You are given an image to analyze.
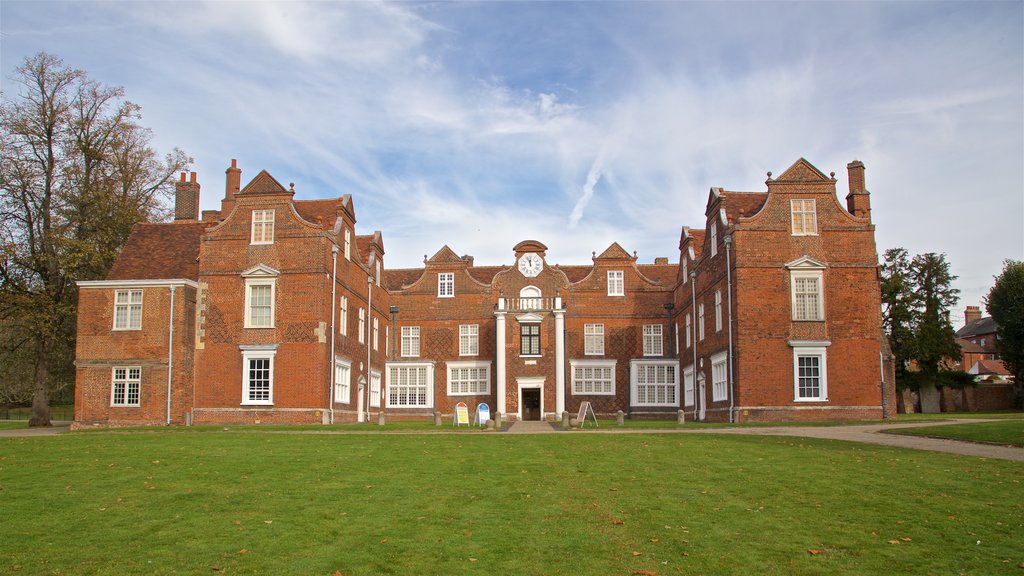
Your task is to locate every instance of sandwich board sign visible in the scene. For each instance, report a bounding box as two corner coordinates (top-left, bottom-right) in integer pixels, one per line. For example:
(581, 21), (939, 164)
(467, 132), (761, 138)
(576, 401), (598, 428)
(454, 402), (470, 427)
(474, 403), (490, 426)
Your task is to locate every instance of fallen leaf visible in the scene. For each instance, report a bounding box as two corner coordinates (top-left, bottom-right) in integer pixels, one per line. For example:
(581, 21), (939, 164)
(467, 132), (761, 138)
(468, 558), (477, 563)
(264, 520), (272, 524)
(380, 538), (388, 544)
(238, 549), (249, 555)
(888, 540), (900, 545)
(334, 571), (343, 576)
(808, 549), (821, 555)
(632, 551), (642, 556)
(633, 571), (657, 576)
(463, 530), (472, 537)
(900, 537), (912, 542)
(948, 515), (957, 520)
(650, 538), (660, 543)
(151, 460), (159, 465)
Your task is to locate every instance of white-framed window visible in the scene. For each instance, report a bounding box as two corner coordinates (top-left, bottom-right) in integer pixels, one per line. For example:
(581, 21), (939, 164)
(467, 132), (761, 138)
(519, 285), (542, 310)
(674, 322), (680, 356)
(113, 289), (143, 330)
(387, 363), (433, 408)
(792, 271), (824, 321)
(685, 314), (692, 348)
(607, 270), (624, 296)
(241, 347), (276, 405)
(373, 317), (379, 351)
(682, 258), (688, 283)
(334, 358), (351, 404)
(584, 323), (604, 356)
(370, 371), (381, 408)
(791, 199), (818, 236)
(710, 222), (718, 257)
(683, 365), (694, 407)
(643, 324), (663, 356)
(715, 290), (723, 332)
(459, 324), (479, 356)
(698, 304), (705, 341)
(340, 296), (348, 335)
(447, 361), (490, 395)
(438, 272), (454, 298)
(792, 345), (828, 401)
(344, 228), (351, 260)
(111, 366), (141, 407)
(358, 308), (366, 344)
(711, 351), (728, 402)
(251, 209), (275, 244)
(245, 280), (275, 328)
(630, 360), (679, 407)
(401, 326), (420, 357)
(571, 359), (616, 395)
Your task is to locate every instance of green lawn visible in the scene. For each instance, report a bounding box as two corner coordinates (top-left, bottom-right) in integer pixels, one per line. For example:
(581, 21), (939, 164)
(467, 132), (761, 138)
(1, 430), (1021, 576)
(0, 421), (29, 430)
(887, 420), (1024, 447)
(896, 411), (1024, 421)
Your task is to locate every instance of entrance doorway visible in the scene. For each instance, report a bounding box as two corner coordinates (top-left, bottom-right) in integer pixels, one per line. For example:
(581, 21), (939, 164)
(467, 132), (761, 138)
(521, 388), (541, 421)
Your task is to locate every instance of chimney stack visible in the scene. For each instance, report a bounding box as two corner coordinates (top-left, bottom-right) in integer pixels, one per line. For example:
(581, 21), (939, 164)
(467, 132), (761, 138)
(845, 160), (871, 221)
(174, 171), (200, 221)
(964, 305), (982, 326)
(221, 159), (241, 216)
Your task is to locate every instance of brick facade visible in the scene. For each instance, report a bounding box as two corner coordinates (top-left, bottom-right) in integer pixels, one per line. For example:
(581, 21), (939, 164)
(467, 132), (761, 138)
(74, 157), (894, 427)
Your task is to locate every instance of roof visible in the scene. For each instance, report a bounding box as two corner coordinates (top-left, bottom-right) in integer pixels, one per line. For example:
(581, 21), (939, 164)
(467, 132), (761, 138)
(956, 316), (999, 338)
(294, 198), (341, 229)
(383, 268), (424, 291)
(719, 191), (768, 223)
(107, 222), (207, 281)
(637, 263), (677, 285)
(557, 265), (591, 283)
(969, 358), (1011, 376)
(467, 266), (506, 284)
(957, 338), (987, 354)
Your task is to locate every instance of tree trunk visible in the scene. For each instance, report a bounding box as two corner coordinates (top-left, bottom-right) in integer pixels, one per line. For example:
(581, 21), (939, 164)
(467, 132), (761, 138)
(28, 336), (52, 427)
(918, 381), (941, 414)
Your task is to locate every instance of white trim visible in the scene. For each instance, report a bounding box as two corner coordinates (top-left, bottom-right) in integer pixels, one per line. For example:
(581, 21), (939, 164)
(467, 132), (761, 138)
(459, 324), (479, 356)
(112, 289), (144, 331)
(386, 362), (434, 408)
(570, 359), (616, 396)
(683, 365), (694, 407)
(607, 270), (624, 296)
(446, 360), (491, 396)
(629, 359), (680, 407)
(792, 345), (828, 402)
(790, 269), (824, 321)
(241, 348), (277, 406)
(711, 351), (728, 402)
(710, 222), (718, 257)
(584, 323), (604, 356)
(516, 377), (545, 420)
(437, 272), (455, 298)
(78, 279), (199, 289)
(250, 209), (275, 244)
(642, 324), (663, 356)
(244, 277), (276, 329)
(401, 325), (420, 357)
(790, 198), (818, 236)
(334, 357), (352, 404)
(110, 366), (141, 407)
(714, 290), (722, 332)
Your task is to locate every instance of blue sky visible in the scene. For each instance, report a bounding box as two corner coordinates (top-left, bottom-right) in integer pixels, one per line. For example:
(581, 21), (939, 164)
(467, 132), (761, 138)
(2, 1), (1021, 326)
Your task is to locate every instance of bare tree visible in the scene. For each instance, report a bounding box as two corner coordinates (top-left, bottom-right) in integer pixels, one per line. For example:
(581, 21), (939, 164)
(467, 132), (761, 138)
(0, 52), (189, 425)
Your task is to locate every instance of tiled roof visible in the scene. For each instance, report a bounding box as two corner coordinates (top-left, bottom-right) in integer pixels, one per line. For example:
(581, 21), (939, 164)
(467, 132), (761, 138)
(970, 358), (1011, 376)
(957, 338), (986, 354)
(467, 266), (506, 284)
(685, 229), (706, 260)
(637, 263), (677, 285)
(956, 317), (998, 338)
(383, 268), (425, 290)
(107, 222), (207, 281)
(557, 265), (592, 283)
(294, 198), (341, 229)
(720, 191), (768, 222)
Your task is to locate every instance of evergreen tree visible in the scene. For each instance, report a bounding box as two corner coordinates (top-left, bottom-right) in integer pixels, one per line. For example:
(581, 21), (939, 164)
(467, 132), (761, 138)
(985, 259), (1024, 407)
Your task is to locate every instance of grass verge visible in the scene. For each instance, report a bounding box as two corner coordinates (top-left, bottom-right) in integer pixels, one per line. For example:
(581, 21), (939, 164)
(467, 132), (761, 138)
(886, 419), (1024, 447)
(2, 430), (1022, 575)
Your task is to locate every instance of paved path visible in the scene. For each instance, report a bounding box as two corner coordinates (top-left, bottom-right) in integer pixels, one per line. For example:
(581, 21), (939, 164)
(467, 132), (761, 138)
(0, 421), (71, 437)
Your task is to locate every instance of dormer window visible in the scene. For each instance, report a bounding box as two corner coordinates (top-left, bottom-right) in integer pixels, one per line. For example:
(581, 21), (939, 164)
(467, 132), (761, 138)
(251, 209), (275, 244)
(791, 199), (817, 236)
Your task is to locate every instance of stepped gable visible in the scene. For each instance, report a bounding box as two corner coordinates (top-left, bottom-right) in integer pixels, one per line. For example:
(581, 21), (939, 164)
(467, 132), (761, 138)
(238, 169), (292, 195)
(107, 222), (207, 281)
(774, 157), (831, 182)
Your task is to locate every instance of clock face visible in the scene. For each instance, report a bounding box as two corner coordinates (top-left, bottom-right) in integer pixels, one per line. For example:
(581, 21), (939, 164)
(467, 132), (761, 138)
(518, 253), (543, 277)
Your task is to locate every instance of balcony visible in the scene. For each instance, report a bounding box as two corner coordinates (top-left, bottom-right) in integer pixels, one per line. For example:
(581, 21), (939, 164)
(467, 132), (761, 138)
(498, 297), (564, 312)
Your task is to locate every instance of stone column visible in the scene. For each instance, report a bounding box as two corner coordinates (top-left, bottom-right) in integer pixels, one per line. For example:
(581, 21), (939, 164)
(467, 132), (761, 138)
(554, 303), (565, 416)
(495, 302), (507, 415)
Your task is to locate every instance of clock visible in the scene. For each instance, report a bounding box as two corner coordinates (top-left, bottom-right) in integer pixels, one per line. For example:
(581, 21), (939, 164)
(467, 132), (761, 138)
(518, 253), (543, 277)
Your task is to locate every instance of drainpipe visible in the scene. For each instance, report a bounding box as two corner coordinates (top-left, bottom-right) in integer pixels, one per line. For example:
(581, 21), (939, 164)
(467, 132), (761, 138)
(166, 285), (176, 425)
(366, 256), (374, 422)
(724, 235), (735, 423)
(329, 245), (339, 424)
(880, 351), (889, 420)
(689, 270), (698, 421)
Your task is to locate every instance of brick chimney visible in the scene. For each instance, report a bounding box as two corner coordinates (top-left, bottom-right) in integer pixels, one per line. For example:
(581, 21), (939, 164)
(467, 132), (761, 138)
(174, 171), (200, 221)
(845, 160), (871, 221)
(964, 305), (982, 326)
(654, 257), (669, 265)
(221, 159), (241, 216)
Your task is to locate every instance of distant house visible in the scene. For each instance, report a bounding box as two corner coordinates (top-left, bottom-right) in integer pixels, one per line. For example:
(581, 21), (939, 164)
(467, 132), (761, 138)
(935, 306), (1016, 411)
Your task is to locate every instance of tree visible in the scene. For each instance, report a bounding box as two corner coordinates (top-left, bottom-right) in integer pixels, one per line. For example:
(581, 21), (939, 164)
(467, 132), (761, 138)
(880, 250), (960, 413)
(986, 259), (1024, 407)
(0, 52), (189, 426)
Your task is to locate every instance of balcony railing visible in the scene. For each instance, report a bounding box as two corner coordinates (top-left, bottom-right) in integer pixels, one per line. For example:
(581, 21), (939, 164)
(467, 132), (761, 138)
(498, 297), (563, 312)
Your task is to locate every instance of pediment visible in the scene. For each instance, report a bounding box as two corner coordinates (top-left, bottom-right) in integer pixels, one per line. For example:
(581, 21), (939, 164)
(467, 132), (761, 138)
(595, 242), (633, 260)
(239, 170), (290, 195)
(785, 256), (827, 270)
(427, 245), (464, 265)
(776, 158), (830, 183)
(516, 312), (545, 323)
(241, 264), (281, 277)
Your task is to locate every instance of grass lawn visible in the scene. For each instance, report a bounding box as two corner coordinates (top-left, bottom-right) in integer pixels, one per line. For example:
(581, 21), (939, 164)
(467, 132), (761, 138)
(887, 420), (1024, 447)
(896, 411), (1024, 422)
(1, 430), (1021, 576)
(0, 421), (29, 430)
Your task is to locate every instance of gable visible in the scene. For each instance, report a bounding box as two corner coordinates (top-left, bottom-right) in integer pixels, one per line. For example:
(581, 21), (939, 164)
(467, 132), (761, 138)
(239, 170), (291, 196)
(595, 242), (633, 261)
(427, 245), (464, 265)
(785, 255), (827, 270)
(775, 158), (830, 182)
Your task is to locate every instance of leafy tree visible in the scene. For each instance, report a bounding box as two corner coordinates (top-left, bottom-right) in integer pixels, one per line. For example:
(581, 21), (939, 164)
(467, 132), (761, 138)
(0, 52), (189, 425)
(880, 250), (961, 412)
(985, 259), (1024, 407)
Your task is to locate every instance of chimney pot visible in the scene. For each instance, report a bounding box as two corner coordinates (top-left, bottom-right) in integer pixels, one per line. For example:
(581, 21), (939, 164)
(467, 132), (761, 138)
(180, 172), (186, 182)
(190, 171), (197, 183)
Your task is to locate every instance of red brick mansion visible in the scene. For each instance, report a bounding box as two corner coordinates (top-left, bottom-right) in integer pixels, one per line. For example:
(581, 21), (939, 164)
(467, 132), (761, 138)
(74, 157), (896, 427)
